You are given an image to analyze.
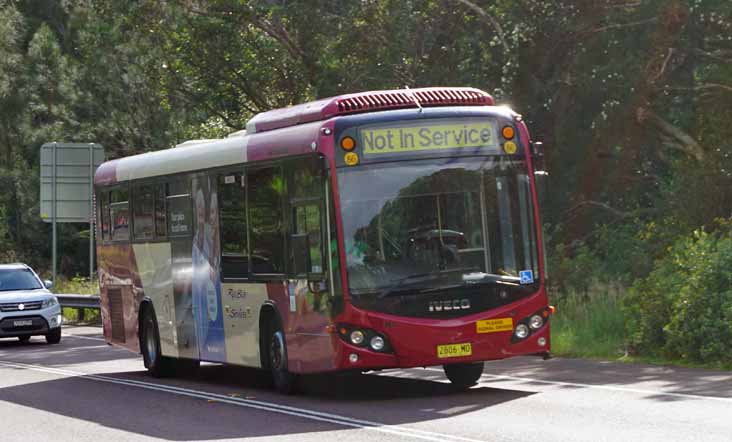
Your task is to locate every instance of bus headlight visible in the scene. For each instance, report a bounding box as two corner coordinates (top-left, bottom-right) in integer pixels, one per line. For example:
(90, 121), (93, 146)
(514, 324), (530, 340)
(370, 336), (385, 351)
(529, 315), (544, 330)
(350, 330), (365, 345)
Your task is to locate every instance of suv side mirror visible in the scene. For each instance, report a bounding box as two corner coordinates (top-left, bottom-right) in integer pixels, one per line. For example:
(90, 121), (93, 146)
(44, 280), (53, 290)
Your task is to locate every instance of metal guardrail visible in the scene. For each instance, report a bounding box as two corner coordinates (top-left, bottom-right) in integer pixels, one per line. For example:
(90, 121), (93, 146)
(57, 294), (100, 321)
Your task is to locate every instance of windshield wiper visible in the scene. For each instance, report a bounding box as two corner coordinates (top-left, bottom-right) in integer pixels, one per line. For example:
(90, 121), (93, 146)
(461, 272), (522, 286)
(377, 267), (477, 298)
(377, 273), (439, 298)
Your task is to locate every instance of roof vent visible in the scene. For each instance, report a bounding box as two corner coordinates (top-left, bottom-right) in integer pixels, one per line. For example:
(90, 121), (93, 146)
(247, 87), (493, 134)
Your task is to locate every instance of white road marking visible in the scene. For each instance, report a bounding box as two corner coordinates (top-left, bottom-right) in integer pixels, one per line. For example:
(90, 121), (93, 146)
(419, 367), (732, 404)
(62, 333), (106, 342)
(0, 360), (492, 442)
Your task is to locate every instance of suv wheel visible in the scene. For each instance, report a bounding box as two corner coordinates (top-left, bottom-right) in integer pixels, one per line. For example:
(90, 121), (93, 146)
(45, 328), (62, 344)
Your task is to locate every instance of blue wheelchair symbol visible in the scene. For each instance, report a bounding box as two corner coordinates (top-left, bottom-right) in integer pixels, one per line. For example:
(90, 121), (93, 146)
(519, 270), (534, 285)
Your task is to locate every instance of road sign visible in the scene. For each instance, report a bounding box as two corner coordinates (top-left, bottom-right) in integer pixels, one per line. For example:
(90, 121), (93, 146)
(40, 143), (105, 223)
(39, 142), (105, 285)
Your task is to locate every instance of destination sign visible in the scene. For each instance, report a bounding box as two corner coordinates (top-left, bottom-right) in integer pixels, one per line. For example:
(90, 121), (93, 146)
(361, 120), (498, 155)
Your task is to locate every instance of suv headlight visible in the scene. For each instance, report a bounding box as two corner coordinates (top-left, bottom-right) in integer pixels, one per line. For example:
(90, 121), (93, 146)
(42, 297), (59, 308)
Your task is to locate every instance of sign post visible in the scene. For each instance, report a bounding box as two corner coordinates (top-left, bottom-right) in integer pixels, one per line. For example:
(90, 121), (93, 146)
(40, 143), (105, 284)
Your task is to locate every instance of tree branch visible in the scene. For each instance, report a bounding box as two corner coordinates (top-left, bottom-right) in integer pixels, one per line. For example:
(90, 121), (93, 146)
(650, 48), (674, 83)
(637, 107), (704, 161)
(453, 0), (510, 54)
(694, 48), (732, 63)
(586, 17), (658, 34)
(565, 201), (658, 223)
(666, 83), (732, 95)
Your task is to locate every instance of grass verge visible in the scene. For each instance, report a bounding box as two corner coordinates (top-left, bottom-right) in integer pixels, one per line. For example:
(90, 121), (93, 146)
(549, 285), (732, 370)
(550, 286), (627, 359)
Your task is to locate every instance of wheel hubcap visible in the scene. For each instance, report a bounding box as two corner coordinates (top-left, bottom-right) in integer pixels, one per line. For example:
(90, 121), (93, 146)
(270, 331), (286, 371)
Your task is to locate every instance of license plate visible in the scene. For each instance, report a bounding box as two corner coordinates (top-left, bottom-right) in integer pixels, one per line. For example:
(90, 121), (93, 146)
(437, 343), (472, 359)
(476, 317), (513, 333)
(13, 320), (33, 327)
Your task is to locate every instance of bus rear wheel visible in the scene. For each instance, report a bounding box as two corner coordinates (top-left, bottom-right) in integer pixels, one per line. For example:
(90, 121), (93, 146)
(141, 306), (175, 378)
(267, 319), (297, 394)
(443, 362), (484, 389)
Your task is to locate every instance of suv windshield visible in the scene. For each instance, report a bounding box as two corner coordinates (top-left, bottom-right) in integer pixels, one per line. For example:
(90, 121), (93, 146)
(338, 156), (538, 294)
(0, 269), (43, 291)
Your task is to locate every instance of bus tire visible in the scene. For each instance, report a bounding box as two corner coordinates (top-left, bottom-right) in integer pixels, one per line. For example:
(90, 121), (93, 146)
(443, 362), (484, 389)
(266, 318), (297, 395)
(140, 305), (175, 378)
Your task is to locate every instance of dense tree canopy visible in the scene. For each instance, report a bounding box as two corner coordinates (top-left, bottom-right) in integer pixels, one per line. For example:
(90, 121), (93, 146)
(0, 0), (730, 289)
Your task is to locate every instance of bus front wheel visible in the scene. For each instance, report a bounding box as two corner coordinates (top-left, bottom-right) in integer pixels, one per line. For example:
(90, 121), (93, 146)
(141, 306), (175, 378)
(267, 319), (297, 394)
(443, 362), (484, 389)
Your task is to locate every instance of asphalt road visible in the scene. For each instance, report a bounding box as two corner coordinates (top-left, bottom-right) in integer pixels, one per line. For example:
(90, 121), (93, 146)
(1, 327), (731, 442)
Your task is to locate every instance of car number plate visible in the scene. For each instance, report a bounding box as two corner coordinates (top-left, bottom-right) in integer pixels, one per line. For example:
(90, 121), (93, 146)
(437, 343), (472, 359)
(13, 320), (33, 327)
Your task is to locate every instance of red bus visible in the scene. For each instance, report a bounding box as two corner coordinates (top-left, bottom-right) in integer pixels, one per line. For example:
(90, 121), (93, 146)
(94, 87), (551, 393)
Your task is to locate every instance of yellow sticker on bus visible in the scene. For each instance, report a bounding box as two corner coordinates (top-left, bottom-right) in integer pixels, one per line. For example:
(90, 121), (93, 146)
(361, 121), (497, 155)
(476, 317), (513, 333)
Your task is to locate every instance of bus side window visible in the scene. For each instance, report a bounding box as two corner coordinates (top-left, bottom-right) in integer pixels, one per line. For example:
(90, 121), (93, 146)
(133, 184), (155, 241)
(166, 181), (192, 237)
(99, 191), (111, 241)
(219, 173), (249, 279)
(155, 184), (167, 239)
(290, 156), (325, 276)
(248, 167), (285, 274)
(110, 187), (129, 242)
(293, 204), (323, 275)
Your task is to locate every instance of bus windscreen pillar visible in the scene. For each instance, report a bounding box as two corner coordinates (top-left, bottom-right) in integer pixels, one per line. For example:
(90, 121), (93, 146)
(40, 143), (105, 285)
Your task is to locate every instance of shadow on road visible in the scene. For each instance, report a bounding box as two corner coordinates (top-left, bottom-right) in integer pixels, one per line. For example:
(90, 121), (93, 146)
(0, 362), (533, 440)
(0, 331), (136, 366)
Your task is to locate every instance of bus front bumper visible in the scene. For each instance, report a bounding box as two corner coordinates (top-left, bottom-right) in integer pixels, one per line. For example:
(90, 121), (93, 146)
(334, 301), (551, 370)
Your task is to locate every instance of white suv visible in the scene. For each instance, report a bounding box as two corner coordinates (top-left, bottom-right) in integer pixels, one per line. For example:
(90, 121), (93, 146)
(0, 264), (62, 344)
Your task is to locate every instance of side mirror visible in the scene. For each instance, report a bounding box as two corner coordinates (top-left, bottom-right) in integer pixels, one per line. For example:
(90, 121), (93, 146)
(291, 233), (311, 276)
(531, 141), (546, 171)
(531, 141), (548, 207)
(44, 280), (53, 290)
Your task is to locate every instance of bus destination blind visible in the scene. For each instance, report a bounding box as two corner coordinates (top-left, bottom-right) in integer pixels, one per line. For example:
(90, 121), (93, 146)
(360, 120), (499, 156)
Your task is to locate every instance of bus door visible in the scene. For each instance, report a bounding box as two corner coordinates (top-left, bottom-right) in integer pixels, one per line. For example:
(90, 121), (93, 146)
(285, 156), (334, 372)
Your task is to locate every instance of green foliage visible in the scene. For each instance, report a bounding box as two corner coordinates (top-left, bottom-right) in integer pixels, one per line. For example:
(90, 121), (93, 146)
(62, 307), (100, 323)
(0, 0), (730, 369)
(624, 228), (732, 364)
(551, 285), (626, 358)
(53, 275), (99, 295)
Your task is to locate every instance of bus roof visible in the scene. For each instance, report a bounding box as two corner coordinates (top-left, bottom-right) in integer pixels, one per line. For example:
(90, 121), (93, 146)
(94, 87), (495, 186)
(246, 87), (493, 134)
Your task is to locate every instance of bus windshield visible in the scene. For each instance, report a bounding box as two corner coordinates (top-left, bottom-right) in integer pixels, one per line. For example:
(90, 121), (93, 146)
(338, 156), (539, 294)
